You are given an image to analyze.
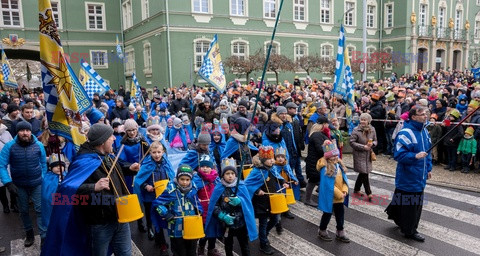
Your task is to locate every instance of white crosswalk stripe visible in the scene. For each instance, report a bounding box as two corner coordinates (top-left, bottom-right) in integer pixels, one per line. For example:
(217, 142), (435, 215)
(270, 228), (335, 256)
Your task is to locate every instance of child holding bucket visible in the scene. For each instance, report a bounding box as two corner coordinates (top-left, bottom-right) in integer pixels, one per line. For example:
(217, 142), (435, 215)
(244, 145), (288, 255)
(316, 140), (350, 243)
(193, 154), (221, 256)
(133, 141), (174, 255)
(205, 158), (258, 256)
(152, 164), (203, 256)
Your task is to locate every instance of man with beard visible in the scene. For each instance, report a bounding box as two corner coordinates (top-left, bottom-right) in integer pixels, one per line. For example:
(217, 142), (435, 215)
(0, 121), (47, 247)
(229, 100), (249, 124)
(169, 91), (190, 116)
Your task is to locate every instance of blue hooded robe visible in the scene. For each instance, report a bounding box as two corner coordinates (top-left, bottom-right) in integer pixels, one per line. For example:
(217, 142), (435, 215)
(179, 149), (217, 171)
(221, 136), (258, 160)
(272, 164), (300, 200)
(167, 127), (188, 150)
(244, 167), (284, 198)
(133, 155), (175, 204)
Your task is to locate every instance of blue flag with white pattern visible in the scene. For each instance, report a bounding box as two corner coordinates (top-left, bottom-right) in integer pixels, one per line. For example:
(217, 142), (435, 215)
(130, 73), (143, 107)
(78, 59), (110, 99)
(198, 34), (226, 92)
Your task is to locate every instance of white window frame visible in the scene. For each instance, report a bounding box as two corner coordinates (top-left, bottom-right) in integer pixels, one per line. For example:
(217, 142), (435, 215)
(50, 0), (62, 29)
(367, 46), (376, 61)
(90, 50), (108, 69)
(383, 47), (393, 69)
(264, 0), (276, 19)
(384, 3), (393, 28)
(85, 2), (106, 31)
(419, 3), (428, 36)
(438, 6), (446, 38)
(122, 0), (132, 29)
(125, 47), (135, 74)
(293, 0), (307, 22)
(320, 43), (333, 60)
(455, 9), (463, 38)
(231, 40), (249, 60)
(230, 0), (246, 16)
(347, 45), (356, 61)
(264, 40), (280, 55)
(194, 39), (211, 71)
(143, 42), (152, 73)
(0, 0), (23, 28)
(294, 42), (308, 61)
(475, 13), (480, 38)
(141, 0), (149, 20)
(344, 1), (355, 26)
(192, 0), (211, 14)
(320, 0), (332, 24)
(366, 4), (375, 28)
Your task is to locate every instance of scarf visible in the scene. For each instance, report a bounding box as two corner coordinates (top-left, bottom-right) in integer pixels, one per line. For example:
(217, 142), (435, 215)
(221, 177), (237, 188)
(175, 180), (193, 194)
(198, 169), (218, 183)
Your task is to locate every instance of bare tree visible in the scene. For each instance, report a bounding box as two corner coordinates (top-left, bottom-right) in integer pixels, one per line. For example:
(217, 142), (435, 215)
(224, 50), (263, 81)
(469, 48), (480, 68)
(295, 54), (322, 75)
(318, 57), (336, 75)
(266, 54), (295, 85)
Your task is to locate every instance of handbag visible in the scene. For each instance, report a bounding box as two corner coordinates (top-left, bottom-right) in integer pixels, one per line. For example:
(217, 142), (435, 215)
(370, 151), (377, 161)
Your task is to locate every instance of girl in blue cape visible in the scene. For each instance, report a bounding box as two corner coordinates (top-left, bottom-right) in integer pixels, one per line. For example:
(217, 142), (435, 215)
(221, 117), (258, 165)
(41, 154), (67, 231)
(205, 158), (257, 256)
(243, 146), (288, 255)
(164, 116), (174, 142)
(145, 123), (169, 150)
(210, 129), (226, 169)
(133, 142), (174, 255)
(180, 133), (217, 171)
(152, 164), (203, 256)
(168, 117), (189, 151)
(182, 115), (195, 145)
(316, 140), (350, 243)
(111, 120), (125, 154)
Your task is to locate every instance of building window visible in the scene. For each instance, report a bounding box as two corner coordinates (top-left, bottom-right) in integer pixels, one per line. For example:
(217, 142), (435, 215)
(51, 0), (62, 29)
(294, 0), (305, 22)
(347, 46), (355, 60)
(230, 0), (245, 16)
(141, 0), (149, 20)
(265, 41), (280, 55)
(122, 0), (132, 29)
(194, 40), (210, 70)
(475, 20), (480, 38)
(143, 43), (152, 71)
(125, 48), (135, 74)
(385, 3), (393, 28)
(344, 1), (354, 26)
(419, 3), (428, 36)
(366, 5), (375, 28)
(264, 0), (276, 19)
(454, 9), (462, 39)
(86, 2), (105, 30)
(320, 0), (331, 23)
(90, 50), (108, 69)
(1, 0), (21, 27)
(193, 0), (209, 13)
(294, 43), (307, 61)
(231, 41), (248, 60)
(384, 47), (393, 69)
(438, 7), (446, 38)
(321, 44), (333, 60)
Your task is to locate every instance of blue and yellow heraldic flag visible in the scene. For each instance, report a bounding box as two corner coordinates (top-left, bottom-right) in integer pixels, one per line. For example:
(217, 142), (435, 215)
(39, 0), (92, 147)
(1, 48), (18, 88)
(198, 34), (226, 93)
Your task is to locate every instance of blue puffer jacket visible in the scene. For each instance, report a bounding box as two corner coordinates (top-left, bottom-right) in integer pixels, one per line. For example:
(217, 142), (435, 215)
(393, 120), (432, 192)
(0, 135), (47, 187)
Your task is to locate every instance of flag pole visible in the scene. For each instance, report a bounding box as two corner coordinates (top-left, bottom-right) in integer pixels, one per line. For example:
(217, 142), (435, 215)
(233, 0), (285, 196)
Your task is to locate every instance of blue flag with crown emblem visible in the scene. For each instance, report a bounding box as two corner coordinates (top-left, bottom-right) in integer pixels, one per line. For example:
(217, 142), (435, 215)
(198, 34), (226, 92)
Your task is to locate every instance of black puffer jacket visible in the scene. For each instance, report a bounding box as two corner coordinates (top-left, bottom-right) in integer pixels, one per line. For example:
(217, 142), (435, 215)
(305, 131), (329, 183)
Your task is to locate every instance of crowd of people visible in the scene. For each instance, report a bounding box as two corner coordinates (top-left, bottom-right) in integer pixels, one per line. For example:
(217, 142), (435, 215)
(0, 68), (477, 255)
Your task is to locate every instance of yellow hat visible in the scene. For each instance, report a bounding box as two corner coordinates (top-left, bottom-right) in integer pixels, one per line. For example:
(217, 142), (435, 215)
(450, 109), (461, 119)
(386, 93), (395, 102)
(469, 100), (480, 109)
(465, 126), (474, 136)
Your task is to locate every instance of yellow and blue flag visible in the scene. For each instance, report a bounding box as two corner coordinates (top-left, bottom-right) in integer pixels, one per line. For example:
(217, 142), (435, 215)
(116, 34), (124, 60)
(130, 73), (143, 107)
(1, 48), (18, 88)
(198, 34), (226, 92)
(78, 59), (110, 99)
(39, 0), (92, 146)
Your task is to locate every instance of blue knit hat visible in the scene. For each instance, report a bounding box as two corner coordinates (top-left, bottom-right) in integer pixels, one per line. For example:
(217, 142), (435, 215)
(87, 108), (105, 124)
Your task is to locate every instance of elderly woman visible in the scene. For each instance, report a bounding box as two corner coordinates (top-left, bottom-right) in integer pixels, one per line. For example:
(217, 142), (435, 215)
(350, 113), (377, 201)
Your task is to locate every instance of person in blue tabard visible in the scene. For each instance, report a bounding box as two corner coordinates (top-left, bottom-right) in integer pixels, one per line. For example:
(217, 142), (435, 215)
(221, 117), (258, 167)
(168, 117), (189, 151)
(205, 158), (257, 256)
(41, 154), (67, 233)
(133, 141), (174, 255)
(41, 123), (140, 256)
(182, 115), (195, 146)
(133, 105), (148, 128)
(179, 133), (216, 171)
(210, 129), (226, 169)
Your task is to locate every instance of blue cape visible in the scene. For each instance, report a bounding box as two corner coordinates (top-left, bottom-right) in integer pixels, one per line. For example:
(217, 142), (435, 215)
(133, 155), (175, 204)
(41, 153), (103, 256)
(243, 167), (284, 198)
(261, 135), (289, 159)
(133, 111), (148, 123)
(41, 171), (65, 230)
(62, 141), (77, 163)
(205, 182), (258, 241)
(221, 137), (258, 160)
(272, 165), (300, 200)
(317, 164), (349, 213)
(179, 150), (217, 171)
(168, 127), (188, 150)
(184, 124), (195, 141)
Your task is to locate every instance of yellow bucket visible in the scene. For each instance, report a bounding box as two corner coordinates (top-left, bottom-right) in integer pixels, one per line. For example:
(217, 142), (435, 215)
(116, 194), (144, 223)
(269, 193), (289, 214)
(243, 168), (252, 179)
(285, 188), (296, 205)
(154, 180), (169, 197)
(183, 215), (205, 240)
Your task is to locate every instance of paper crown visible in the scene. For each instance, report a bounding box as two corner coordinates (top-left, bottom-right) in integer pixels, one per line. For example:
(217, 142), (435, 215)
(327, 112), (337, 120)
(147, 117), (160, 126)
(259, 146), (275, 160)
(221, 158), (237, 170)
(386, 93), (395, 102)
(468, 100), (480, 109)
(450, 109), (461, 119)
(465, 126), (474, 136)
(275, 147), (287, 156)
(322, 140), (339, 159)
(430, 113), (438, 120)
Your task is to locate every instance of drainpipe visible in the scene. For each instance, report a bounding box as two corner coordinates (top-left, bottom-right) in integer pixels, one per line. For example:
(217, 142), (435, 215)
(166, 0), (173, 89)
(379, 0), (383, 79)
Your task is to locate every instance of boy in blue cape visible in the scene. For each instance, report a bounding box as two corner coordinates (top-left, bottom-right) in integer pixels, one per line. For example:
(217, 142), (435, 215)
(180, 133), (216, 171)
(133, 141), (174, 255)
(244, 146), (288, 255)
(221, 117), (258, 165)
(210, 129), (226, 169)
(182, 115), (195, 145)
(205, 158), (257, 256)
(41, 154), (67, 235)
(41, 123), (140, 256)
(152, 164), (203, 256)
(316, 140), (350, 243)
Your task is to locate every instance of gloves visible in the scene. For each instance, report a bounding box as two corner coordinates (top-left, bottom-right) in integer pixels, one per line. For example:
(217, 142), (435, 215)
(5, 182), (18, 197)
(228, 196), (241, 207)
(218, 211), (234, 226)
(156, 205), (169, 216)
(164, 213), (175, 222)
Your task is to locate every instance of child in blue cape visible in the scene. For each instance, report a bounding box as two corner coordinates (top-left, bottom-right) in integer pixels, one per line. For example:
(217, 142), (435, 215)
(182, 115), (195, 146)
(168, 117), (189, 151)
(316, 140), (350, 243)
(244, 146), (288, 255)
(133, 141), (174, 255)
(210, 130), (226, 169)
(152, 164), (203, 256)
(205, 158), (258, 256)
(41, 154), (67, 232)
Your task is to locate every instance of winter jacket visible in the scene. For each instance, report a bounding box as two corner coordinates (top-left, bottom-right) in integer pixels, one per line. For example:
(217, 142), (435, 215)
(442, 122), (463, 147)
(305, 130), (329, 183)
(109, 106), (129, 122)
(457, 136), (477, 155)
(301, 103), (316, 126)
(350, 125), (377, 174)
(2, 114), (16, 138)
(169, 98), (190, 115)
(13, 116), (42, 137)
(0, 124), (13, 187)
(426, 123), (442, 146)
(195, 104), (217, 123)
(393, 120), (432, 193)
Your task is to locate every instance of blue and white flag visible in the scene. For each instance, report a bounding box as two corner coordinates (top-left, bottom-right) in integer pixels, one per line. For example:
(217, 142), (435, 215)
(472, 67), (480, 80)
(332, 25), (346, 97)
(116, 34), (124, 60)
(198, 34), (226, 92)
(344, 49), (356, 134)
(130, 73), (143, 107)
(1, 48), (18, 88)
(78, 59), (110, 99)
